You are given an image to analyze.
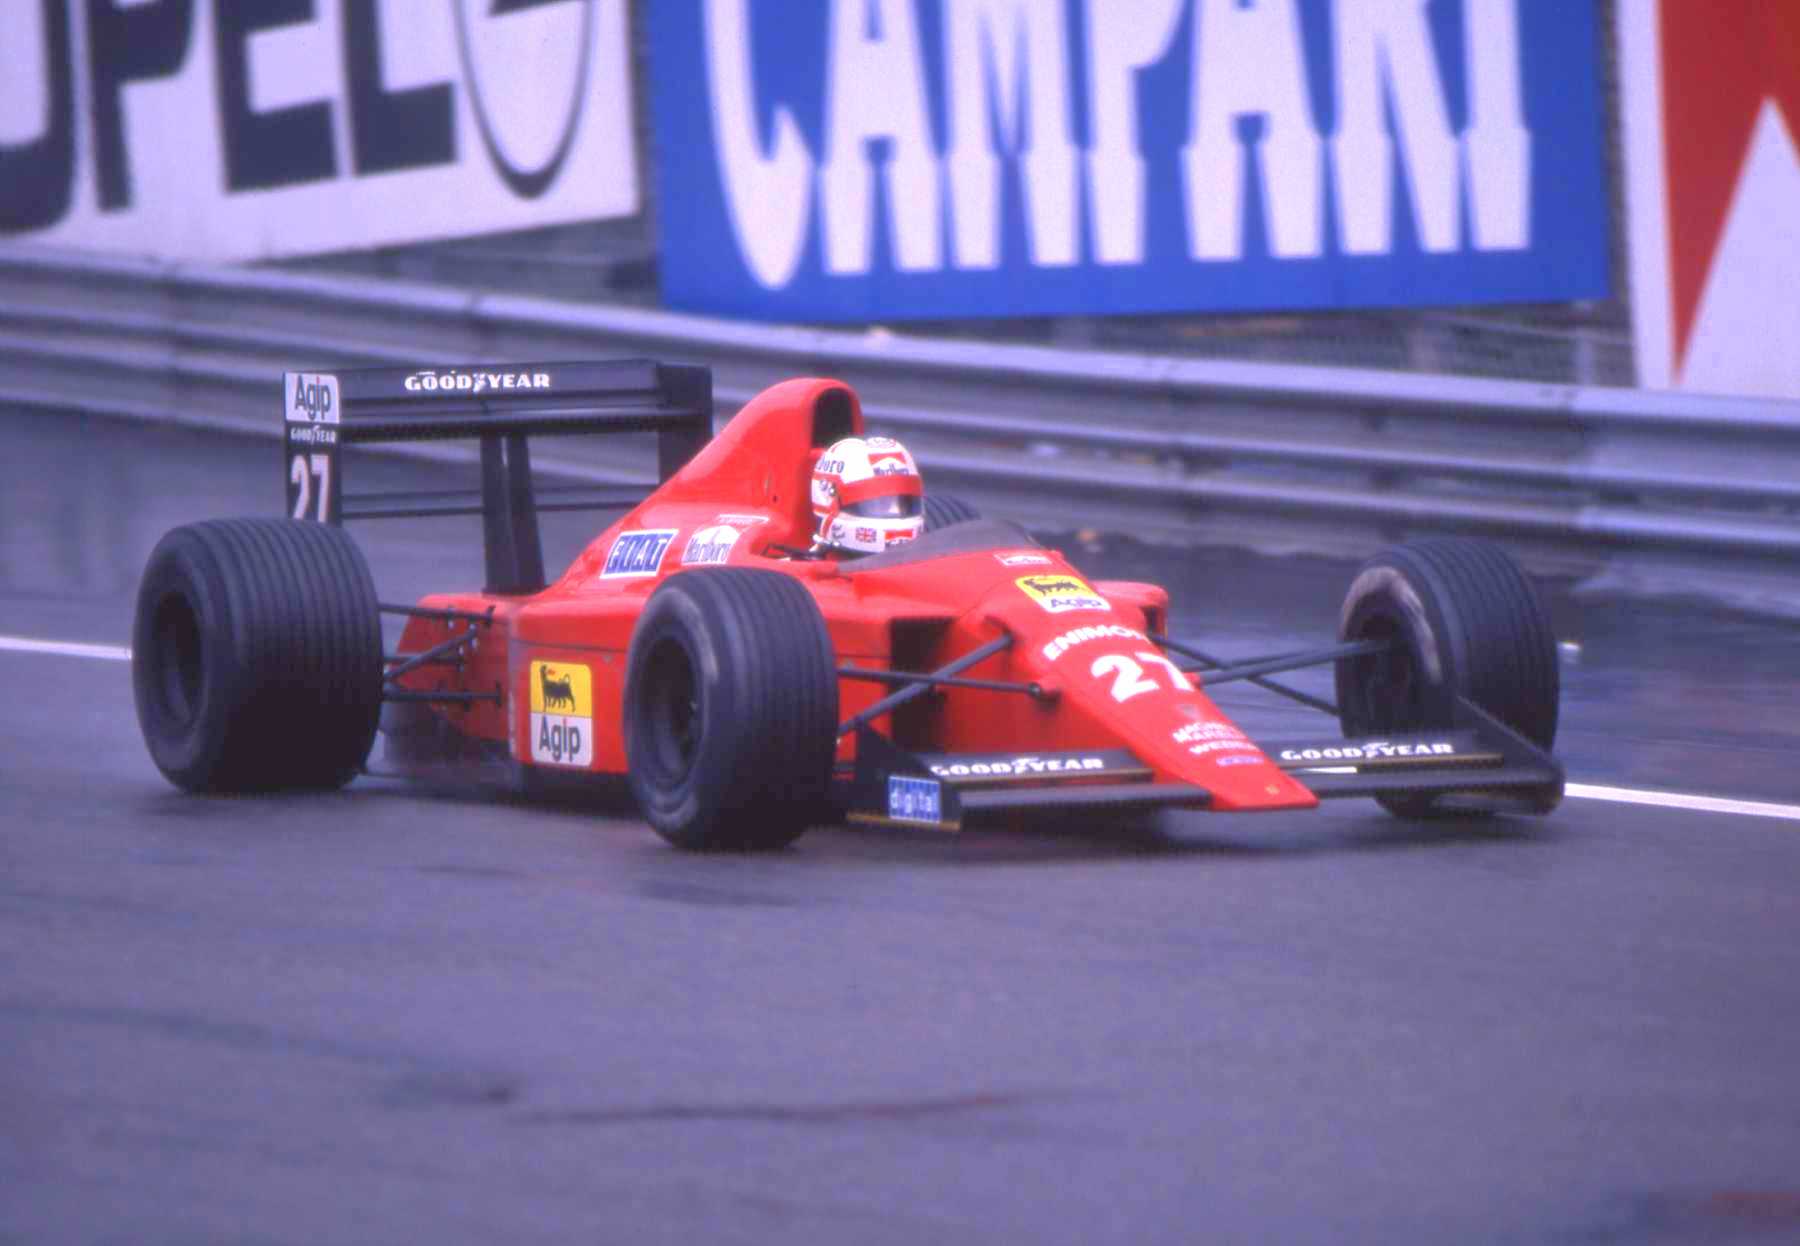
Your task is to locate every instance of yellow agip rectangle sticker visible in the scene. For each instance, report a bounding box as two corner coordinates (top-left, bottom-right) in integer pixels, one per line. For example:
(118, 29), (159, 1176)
(529, 661), (593, 768)
(1015, 574), (1111, 614)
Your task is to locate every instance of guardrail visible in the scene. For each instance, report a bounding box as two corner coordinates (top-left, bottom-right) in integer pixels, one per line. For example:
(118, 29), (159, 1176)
(4, 243), (1798, 601)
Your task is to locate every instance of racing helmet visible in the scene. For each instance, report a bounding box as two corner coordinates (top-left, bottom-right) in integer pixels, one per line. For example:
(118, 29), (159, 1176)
(810, 435), (924, 556)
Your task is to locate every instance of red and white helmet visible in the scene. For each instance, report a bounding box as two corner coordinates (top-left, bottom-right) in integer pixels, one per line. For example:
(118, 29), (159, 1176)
(810, 435), (924, 556)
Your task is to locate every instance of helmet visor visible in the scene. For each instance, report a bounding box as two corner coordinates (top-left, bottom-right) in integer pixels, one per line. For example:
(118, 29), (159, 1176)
(844, 494), (921, 519)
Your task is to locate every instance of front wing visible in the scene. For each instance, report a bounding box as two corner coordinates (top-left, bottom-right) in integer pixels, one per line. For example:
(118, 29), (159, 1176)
(842, 698), (1563, 831)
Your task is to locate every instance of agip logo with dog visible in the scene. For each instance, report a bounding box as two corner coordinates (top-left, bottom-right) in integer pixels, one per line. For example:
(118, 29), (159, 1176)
(1016, 575), (1111, 614)
(528, 661), (593, 768)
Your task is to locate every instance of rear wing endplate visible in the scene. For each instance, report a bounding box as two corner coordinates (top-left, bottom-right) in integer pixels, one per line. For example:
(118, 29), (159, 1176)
(282, 359), (711, 594)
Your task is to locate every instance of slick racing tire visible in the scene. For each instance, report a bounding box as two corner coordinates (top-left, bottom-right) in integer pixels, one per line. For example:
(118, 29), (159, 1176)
(923, 492), (981, 532)
(1335, 538), (1558, 819)
(623, 569), (838, 851)
(132, 518), (385, 793)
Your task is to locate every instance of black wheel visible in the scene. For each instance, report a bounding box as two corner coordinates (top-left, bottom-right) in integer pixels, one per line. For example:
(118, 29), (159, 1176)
(623, 569), (838, 851)
(132, 519), (384, 793)
(1335, 538), (1558, 818)
(923, 492), (980, 532)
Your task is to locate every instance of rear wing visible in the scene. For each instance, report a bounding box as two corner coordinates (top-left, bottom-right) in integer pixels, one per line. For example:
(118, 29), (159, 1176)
(282, 359), (711, 594)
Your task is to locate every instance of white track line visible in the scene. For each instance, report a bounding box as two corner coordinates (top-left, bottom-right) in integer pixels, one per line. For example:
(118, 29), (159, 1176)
(7, 634), (1799, 822)
(0, 635), (132, 662)
(1566, 782), (1800, 823)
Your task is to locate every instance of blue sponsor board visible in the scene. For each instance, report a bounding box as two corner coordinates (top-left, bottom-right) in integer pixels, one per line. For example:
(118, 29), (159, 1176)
(887, 774), (943, 824)
(649, 0), (1608, 322)
(602, 529), (676, 578)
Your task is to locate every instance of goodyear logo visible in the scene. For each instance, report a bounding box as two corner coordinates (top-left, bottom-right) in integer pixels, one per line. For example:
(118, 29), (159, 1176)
(1015, 574), (1110, 614)
(602, 529), (676, 578)
(529, 661), (593, 768)
(286, 372), (340, 424)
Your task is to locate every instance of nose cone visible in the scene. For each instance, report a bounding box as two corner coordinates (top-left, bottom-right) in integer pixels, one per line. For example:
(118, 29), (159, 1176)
(1017, 619), (1318, 811)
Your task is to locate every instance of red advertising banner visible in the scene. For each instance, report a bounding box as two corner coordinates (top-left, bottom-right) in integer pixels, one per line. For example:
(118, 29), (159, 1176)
(1623, 0), (1800, 398)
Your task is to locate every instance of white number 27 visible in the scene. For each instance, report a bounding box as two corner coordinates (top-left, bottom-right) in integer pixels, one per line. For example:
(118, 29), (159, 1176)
(289, 453), (332, 522)
(1089, 651), (1193, 703)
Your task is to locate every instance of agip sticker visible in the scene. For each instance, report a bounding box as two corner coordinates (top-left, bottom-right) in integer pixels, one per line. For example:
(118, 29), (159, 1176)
(529, 661), (593, 768)
(1015, 574), (1111, 614)
(286, 372), (339, 425)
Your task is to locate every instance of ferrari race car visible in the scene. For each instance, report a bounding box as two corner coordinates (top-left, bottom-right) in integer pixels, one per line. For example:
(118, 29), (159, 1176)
(131, 360), (1563, 850)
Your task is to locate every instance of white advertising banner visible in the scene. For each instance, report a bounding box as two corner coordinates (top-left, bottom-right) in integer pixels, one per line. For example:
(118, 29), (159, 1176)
(0, 0), (638, 261)
(1621, 0), (1800, 399)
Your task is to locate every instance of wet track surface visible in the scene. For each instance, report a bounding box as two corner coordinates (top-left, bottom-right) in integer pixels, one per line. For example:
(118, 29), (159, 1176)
(4, 411), (1800, 1243)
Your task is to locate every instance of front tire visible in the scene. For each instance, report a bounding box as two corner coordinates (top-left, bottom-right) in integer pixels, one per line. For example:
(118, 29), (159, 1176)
(132, 519), (384, 793)
(623, 569), (838, 851)
(1335, 538), (1558, 818)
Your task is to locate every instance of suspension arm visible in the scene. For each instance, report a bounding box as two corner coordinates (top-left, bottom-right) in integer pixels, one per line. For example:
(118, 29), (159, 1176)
(837, 634), (1015, 738)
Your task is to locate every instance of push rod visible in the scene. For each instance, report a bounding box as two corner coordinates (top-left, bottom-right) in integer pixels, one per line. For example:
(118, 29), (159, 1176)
(1198, 638), (1392, 687)
(1150, 633), (1389, 715)
(378, 603), (497, 625)
(384, 628), (479, 683)
(838, 664), (1050, 700)
(837, 634), (1014, 738)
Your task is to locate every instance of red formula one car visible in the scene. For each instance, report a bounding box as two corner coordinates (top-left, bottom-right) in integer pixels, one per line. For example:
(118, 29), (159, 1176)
(131, 361), (1562, 849)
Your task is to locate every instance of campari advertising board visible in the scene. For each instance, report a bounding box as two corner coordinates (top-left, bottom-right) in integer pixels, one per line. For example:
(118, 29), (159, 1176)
(649, 0), (1611, 322)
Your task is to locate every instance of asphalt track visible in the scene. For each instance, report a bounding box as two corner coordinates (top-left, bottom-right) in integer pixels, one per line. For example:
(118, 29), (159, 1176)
(4, 410), (1800, 1244)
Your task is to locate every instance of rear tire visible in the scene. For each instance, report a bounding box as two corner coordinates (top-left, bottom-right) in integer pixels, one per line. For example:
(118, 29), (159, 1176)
(924, 492), (981, 532)
(132, 519), (384, 793)
(623, 569), (838, 851)
(1335, 538), (1558, 818)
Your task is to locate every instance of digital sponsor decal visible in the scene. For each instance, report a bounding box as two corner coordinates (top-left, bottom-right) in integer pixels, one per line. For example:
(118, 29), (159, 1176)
(286, 373), (340, 425)
(1, 1), (638, 260)
(1278, 740), (1459, 763)
(528, 660), (593, 769)
(1621, 0), (1800, 398)
(887, 774), (943, 824)
(1041, 623), (1147, 661)
(648, 0), (1608, 322)
(1016, 575), (1110, 614)
(403, 370), (551, 395)
(1216, 754), (1265, 767)
(996, 551), (1053, 568)
(603, 529), (677, 578)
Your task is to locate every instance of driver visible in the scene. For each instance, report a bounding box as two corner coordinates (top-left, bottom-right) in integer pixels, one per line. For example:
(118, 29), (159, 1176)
(809, 435), (924, 556)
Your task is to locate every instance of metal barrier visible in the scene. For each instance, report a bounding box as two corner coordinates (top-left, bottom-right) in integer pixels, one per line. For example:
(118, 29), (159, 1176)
(4, 243), (1798, 597)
